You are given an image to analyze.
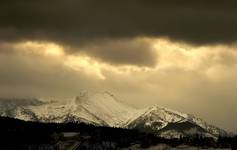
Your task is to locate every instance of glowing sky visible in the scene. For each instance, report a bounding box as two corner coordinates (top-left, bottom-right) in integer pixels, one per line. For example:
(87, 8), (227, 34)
(1, 0), (237, 132)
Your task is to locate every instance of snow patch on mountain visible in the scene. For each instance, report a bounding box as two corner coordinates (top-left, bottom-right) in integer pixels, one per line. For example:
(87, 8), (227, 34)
(74, 91), (141, 127)
(0, 92), (229, 138)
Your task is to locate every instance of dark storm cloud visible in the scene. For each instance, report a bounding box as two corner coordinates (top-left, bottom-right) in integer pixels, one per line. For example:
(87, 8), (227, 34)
(70, 39), (157, 67)
(1, 0), (237, 43)
(1, 0), (237, 66)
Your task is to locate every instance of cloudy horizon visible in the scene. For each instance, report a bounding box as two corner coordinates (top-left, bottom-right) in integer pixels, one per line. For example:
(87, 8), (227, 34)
(1, 0), (237, 132)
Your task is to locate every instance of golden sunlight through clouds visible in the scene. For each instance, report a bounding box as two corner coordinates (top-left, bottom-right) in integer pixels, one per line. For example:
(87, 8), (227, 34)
(10, 38), (237, 82)
(14, 41), (65, 57)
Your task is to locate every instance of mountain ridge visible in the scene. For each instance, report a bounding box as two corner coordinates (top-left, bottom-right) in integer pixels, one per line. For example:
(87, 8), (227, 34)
(0, 92), (229, 138)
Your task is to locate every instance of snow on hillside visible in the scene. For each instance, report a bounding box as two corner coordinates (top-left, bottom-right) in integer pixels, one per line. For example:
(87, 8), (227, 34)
(73, 91), (141, 127)
(0, 92), (228, 138)
(127, 104), (227, 137)
(25, 91), (142, 127)
(127, 105), (189, 131)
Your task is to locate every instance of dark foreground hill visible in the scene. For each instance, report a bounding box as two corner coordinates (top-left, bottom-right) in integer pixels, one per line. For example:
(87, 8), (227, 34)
(0, 117), (236, 150)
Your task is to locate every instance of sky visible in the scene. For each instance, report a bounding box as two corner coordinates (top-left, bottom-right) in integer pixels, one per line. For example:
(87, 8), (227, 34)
(0, 0), (237, 132)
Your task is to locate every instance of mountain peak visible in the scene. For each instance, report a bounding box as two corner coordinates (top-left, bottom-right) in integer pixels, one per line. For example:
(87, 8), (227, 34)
(0, 93), (229, 138)
(75, 91), (90, 102)
(75, 91), (117, 102)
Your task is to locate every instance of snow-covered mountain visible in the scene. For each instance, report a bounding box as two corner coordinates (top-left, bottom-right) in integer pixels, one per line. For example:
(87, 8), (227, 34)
(0, 92), (228, 138)
(126, 105), (227, 138)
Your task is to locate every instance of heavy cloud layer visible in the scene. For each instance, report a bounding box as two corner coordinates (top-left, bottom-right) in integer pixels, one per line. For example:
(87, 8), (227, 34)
(0, 0), (237, 44)
(1, 0), (237, 44)
(1, 0), (237, 66)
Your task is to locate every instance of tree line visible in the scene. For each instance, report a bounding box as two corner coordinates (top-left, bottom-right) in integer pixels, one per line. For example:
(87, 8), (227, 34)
(0, 117), (236, 150)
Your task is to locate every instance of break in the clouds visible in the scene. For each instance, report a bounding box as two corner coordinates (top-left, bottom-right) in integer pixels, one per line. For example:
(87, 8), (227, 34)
(1, 39), (237, 132)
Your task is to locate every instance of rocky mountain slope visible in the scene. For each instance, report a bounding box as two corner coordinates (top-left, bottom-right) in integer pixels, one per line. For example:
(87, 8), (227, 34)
(0, 92), (228, 138)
